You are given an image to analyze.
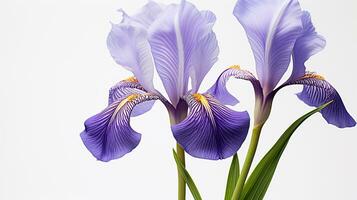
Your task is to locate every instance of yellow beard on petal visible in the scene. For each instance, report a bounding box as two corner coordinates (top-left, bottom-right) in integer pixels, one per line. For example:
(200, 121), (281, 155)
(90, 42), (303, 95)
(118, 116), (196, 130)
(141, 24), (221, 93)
(193, 93), (216, 128)
(124, 76), (139, 83)
(301, 73), (325, 80)
(228, 65), (241, 70)
(193, 93), (209, 106)
(110, 94), (139, 124)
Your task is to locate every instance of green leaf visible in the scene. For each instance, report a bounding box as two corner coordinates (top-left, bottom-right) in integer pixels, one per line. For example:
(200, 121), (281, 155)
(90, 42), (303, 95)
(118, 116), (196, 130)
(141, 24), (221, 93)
(225, 154), (240, 200)
(172, 149), (202, 200)
(241, 101), (333, 200)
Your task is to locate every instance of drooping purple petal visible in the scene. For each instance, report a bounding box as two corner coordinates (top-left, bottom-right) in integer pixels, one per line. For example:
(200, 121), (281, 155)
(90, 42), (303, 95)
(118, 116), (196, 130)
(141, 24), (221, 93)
(107, 2), (165, 92)
(172, 93), (250, 160)
(148, 1), (219, 106)
(234, 0), (303, 94)
(282, 73), (356, 128)
(289, 11), (326, 81)
(81, 94), (159, 162)
(207, 66), (262, 106)
(108, 77), (155, 117)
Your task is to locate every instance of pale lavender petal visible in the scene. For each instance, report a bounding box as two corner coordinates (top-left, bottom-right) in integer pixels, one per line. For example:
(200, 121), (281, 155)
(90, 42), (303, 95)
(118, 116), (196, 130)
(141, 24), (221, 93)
(189, 10), (219, 93)
(289, 11), (326, 81)
(207, 66), (262, 106)
(200, 10), (216, 24)
(121, 1), (165, 29)
(130, 98), (155, 117)
(282, 73), (356, 128)
(108, 77), (155, 117)
(107, 24), (155, 92)
(81, 94), (159, 162)
(107, 1), (164, 93)
(172, 94), (250, 160)
(234, 0), (303, 93)
(149, 1), (219, 106)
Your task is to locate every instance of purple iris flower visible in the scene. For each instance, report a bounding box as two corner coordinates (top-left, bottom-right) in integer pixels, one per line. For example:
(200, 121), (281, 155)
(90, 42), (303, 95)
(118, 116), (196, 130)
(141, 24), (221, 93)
(80, 0), (250, 162)
(209, 0), (356, 128)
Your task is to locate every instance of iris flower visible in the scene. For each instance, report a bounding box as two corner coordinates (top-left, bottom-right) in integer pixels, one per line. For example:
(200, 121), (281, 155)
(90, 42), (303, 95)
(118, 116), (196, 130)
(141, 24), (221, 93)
(80, 0), (251, 162)
(206, 0), (356, 198)
(209, 0), (356, 128)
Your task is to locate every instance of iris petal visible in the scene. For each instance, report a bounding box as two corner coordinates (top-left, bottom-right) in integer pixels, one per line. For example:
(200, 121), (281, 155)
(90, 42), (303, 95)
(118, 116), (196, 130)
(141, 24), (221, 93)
(189, 10), (219, 93)
(108, 77), (155, 117)
(172, 93), (250, 160)
(106, 1), (164, 92)
(282, 73), (356, 128)
(233, 0), (303, 93)
(81, 94), (159, 162)
(120, 1), (165, 29)
(289, 11), (326, 81)
(148, 0), (219, 106)
(207, 66), (262, 106)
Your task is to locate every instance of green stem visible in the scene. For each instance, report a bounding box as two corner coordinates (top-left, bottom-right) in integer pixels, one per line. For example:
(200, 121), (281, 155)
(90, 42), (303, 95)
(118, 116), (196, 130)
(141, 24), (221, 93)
(168, 101), (188, 200)
(231, 124), (264, 200)
(177, 143), (186, 200)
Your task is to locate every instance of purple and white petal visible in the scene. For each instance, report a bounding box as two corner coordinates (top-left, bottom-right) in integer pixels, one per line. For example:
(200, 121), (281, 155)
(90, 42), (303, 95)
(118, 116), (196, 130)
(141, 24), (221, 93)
(172, 93), (250, 160)
(81, 94), (159, 162)
(234, 0), (303, 94)
(207, 66), (262, 106)
(282, 73), (356, 128)
(109, 77), (155, 117)
(289, 11), (326, 81)
(148, 1), (219, 106)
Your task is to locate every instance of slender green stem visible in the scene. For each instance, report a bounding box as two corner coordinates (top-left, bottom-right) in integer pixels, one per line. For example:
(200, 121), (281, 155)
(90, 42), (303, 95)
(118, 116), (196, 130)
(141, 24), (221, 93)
(169, 101), (188, 200)
(177, 143), (186, 200)
(231, 124), (264, 200)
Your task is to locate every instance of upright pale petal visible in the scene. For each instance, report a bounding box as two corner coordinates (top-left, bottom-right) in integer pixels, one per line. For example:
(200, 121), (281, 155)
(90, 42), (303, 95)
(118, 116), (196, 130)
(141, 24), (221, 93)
(281, 73), (356, 128)
(149, 1), (219, 106)
(107, 24), (155, 92)
(121, 1), (165, 29)
(234, 0), (303, 93)
(172, 93), (250, 160)
(189, 10), (219, 93)
(108, 77), (155, 117)
(289, 11), (326, 81)
(207, 66), (262, 106)
(81, 93), (160, 162)
(107, 2), (165, 92)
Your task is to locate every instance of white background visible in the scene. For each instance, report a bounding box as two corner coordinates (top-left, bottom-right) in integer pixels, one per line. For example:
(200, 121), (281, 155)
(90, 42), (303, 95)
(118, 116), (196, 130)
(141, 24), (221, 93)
(0, 0), (356, 199)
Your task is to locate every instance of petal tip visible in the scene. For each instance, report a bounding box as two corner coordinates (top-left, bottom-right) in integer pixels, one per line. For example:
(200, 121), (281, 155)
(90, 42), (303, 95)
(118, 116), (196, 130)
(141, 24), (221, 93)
(80, 95), (158, 162)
